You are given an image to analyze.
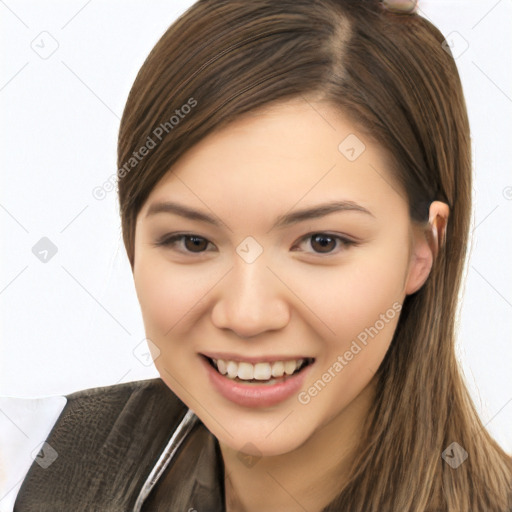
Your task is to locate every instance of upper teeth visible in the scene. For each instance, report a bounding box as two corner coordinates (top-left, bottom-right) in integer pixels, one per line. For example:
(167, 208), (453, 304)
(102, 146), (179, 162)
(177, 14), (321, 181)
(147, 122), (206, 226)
(212, 358), (307, 380)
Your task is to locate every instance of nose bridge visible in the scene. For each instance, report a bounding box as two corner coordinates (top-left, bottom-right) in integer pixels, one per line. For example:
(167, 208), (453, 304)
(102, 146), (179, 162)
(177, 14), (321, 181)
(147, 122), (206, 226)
(232, 252), (271, 301)
(211, 246), (290, 337)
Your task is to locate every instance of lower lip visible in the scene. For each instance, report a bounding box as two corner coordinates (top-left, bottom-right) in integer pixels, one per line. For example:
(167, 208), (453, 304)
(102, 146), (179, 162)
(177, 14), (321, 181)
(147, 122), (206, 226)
(200, 356), (314, 408)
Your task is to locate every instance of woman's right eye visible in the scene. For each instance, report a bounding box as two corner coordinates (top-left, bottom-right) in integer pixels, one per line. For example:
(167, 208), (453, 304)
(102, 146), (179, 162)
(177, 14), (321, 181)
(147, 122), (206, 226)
(154, 234), (214, 254)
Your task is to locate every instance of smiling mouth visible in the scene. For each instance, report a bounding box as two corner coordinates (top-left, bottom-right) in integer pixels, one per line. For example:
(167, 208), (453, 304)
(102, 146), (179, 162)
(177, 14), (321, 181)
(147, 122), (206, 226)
(202, 355), (315, 385)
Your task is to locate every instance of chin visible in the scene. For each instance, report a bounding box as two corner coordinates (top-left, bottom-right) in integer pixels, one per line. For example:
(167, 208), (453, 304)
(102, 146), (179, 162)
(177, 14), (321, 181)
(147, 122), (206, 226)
(205, 412), (315, 458)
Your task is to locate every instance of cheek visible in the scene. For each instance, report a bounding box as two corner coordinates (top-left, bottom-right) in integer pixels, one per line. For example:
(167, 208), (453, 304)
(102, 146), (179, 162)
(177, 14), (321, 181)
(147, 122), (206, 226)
(338, 257), (405, 335)
(133, 257), (211, 400)
(286, 250), (406, 343)
(293, 254), (406, 422)
(133, 253), (206, 340)
(283, 243), (408, 406)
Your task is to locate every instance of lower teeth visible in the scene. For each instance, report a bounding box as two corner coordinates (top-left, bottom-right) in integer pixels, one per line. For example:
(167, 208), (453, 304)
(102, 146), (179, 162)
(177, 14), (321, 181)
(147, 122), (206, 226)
(224, 371), (299, 385)
(234, 376), (281, 385)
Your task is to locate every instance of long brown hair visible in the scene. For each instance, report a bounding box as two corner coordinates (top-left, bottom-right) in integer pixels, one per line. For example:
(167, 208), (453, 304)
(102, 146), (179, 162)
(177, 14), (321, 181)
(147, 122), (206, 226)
(117, 1), (512, 509)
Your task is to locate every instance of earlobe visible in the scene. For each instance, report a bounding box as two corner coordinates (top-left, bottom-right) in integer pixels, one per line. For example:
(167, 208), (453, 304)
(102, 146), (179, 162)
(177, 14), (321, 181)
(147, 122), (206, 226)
(404, 200), (449, 295)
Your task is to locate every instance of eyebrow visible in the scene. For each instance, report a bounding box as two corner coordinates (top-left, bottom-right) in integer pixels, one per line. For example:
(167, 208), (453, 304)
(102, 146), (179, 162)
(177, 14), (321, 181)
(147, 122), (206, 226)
(145, 199), (374, 230)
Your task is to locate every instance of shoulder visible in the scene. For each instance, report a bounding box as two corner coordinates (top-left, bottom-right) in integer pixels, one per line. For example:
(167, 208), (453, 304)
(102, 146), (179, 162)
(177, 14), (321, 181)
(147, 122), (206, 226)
(10, 378), (189, 512)
(53, 377), (186, 445)
(62, 376), (179, 416)
(50, 376), (184, 434)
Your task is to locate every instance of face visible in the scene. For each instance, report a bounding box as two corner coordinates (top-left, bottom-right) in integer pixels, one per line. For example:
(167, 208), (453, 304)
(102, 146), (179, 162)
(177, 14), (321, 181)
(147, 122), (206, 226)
(133, 99), (429, 456)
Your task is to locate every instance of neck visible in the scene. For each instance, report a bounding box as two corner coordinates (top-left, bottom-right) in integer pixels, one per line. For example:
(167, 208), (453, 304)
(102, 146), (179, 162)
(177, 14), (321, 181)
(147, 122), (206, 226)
(219, 380), (375, 512)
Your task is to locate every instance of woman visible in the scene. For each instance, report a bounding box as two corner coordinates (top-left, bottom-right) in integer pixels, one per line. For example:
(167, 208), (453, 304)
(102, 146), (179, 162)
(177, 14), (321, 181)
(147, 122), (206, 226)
(12, 0), (512, 510)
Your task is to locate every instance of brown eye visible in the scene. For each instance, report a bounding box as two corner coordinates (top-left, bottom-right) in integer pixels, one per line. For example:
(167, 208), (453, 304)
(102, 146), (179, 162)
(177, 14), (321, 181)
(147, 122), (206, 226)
(155, 234), (213, 253)
(183, 235), (209, 252)
(291, 232), (355, 255)
(310, 233), (337, 253)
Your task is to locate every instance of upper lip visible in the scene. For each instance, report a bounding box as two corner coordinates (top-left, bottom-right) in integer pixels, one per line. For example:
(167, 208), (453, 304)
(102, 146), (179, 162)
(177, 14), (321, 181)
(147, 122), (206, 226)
(200, 352), (314, 364)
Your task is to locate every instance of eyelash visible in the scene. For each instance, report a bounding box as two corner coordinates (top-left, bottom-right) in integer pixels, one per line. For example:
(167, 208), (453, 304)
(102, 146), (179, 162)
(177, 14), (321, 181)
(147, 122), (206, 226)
(153, 232), (357, 256)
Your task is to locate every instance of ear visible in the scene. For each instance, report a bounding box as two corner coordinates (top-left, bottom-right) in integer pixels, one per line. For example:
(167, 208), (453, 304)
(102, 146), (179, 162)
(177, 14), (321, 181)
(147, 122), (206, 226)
(405, 201), (449, 295)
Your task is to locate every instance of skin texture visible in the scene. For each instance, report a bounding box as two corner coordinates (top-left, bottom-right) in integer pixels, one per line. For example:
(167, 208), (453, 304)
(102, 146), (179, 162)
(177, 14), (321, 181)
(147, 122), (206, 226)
(132, 99), (448, 512)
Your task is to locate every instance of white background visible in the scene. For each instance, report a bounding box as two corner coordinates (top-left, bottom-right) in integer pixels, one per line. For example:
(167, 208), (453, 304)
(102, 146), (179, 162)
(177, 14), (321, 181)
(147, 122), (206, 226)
(1, 0), (511, 454)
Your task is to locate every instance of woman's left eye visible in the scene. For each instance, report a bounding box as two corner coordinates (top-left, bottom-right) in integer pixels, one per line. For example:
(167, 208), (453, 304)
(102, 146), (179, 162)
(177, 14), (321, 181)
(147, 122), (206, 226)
(292, 233), (355, 255)
(154, 232), (355, 256)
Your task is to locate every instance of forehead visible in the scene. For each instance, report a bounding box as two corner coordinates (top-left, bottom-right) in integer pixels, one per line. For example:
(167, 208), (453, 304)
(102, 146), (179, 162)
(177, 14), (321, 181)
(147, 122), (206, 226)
(140, 99), (405, 221)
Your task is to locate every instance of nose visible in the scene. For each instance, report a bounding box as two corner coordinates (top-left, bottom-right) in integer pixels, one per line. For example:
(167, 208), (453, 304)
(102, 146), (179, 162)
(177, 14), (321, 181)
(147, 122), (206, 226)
(210, 255), (291, 339)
